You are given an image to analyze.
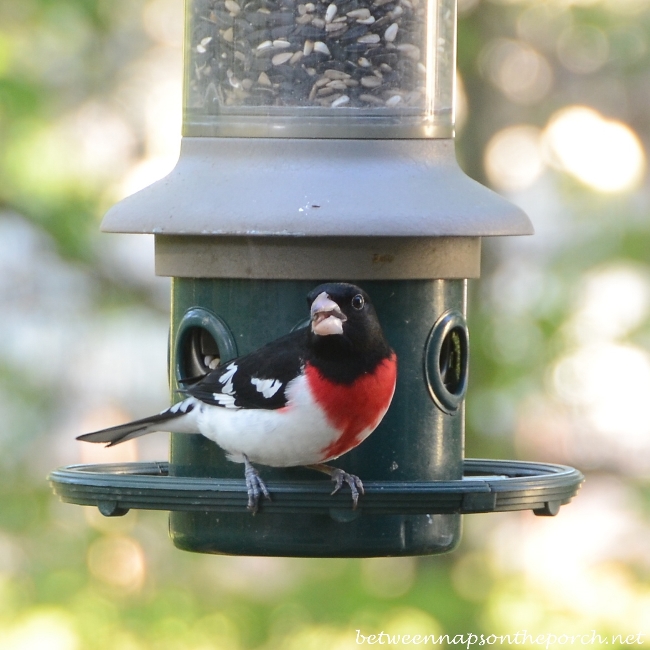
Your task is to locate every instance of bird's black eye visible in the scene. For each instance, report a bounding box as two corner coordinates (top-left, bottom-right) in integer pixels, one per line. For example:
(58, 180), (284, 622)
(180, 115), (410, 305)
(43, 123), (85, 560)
(351, 294), (365, 310)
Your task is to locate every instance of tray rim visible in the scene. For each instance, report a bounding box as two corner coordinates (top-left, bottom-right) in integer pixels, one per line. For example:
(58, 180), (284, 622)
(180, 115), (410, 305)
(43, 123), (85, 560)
(49, 458), (584, 517)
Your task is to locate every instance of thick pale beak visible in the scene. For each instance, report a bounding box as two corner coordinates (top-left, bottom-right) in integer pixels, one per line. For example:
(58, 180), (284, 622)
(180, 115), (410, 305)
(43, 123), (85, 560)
(310, 292), (347, 336)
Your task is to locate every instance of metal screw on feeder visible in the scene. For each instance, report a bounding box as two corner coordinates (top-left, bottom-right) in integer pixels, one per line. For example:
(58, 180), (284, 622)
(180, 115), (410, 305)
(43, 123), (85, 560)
(49, 0), (583, 556)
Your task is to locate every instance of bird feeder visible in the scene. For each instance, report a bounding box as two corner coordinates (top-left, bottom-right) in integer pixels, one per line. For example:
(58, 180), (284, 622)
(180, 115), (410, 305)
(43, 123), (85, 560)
(50, 0), (583, 556)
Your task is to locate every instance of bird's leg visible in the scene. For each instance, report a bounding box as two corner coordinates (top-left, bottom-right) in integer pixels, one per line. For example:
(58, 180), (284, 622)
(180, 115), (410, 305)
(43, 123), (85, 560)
(304, 463), (365, 509)
(243, 454), (271, 514)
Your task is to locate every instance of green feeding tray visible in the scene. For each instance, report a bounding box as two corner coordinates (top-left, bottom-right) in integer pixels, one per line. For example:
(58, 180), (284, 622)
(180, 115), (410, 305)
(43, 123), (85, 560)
(49, 459), (583, 519)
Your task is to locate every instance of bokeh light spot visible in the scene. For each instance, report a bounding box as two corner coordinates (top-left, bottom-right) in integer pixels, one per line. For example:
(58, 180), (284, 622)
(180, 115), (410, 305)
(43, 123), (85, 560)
(517, 5), (574, 53)
(484, 125), (545, 192)
(480, 39), (553, 105)
(87, 535), (146, 592)
(0, 609), (79, 650)
(553, 343), (650, 453)
(543, 106), (646, 192)
(142, 0), (184, 47)
(569, 265), (650, 343)
(557, 24), (609, 74)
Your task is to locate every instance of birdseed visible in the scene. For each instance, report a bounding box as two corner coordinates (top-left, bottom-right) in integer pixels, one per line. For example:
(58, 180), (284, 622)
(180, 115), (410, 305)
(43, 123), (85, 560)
(187, 0), (426, 110)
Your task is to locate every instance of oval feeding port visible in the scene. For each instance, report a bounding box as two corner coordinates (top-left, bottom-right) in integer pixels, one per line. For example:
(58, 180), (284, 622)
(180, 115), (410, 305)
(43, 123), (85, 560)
(425, 311), (469, 414)
(439, 326), (465, 396)
(182, 327), (220, 378)
(174, 308), (238, 383)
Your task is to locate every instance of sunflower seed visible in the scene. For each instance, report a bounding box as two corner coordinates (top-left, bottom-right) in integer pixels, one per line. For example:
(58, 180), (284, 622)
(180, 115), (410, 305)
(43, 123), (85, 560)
(357, 33), (380, 44)
(359, 93), (385, 104)
(225, 0), (241, 15)
(360, 75), (382, 87)
(331, 94), (350, 107)
(272, 51), (294, 65)
(326, 22), (348, 33)
(347, 8), (371, 18)
(196, 36), (213, 53)
(384, 22), (398, 42)
(325, 3), (338, 22)
(396, 43), (420, 59)
(313, 41), (331, 55)
(324, 69), (351, 79)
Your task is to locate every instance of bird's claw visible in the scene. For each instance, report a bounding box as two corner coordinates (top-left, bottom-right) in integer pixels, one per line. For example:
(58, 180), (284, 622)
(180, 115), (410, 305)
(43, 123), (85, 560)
(330, 468), (365, 510)
(243, 455), (271, 514)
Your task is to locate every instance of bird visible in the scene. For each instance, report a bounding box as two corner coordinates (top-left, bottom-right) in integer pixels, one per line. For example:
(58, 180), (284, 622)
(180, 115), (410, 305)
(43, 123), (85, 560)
(77, 283), (397, 513)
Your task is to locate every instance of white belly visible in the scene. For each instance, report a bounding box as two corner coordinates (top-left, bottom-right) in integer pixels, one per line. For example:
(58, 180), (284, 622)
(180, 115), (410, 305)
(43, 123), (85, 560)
(194, 374), (341, 466)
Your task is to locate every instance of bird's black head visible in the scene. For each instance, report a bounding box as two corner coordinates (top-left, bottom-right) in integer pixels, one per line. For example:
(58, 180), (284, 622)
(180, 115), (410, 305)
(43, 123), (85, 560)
(306, 283), (391, 361)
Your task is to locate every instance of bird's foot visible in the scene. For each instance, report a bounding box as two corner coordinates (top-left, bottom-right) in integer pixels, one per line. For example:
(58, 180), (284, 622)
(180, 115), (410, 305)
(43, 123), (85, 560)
(305, 464), (365, 509)
(243, 455), (271, 514)
(330, 468), (364, 509)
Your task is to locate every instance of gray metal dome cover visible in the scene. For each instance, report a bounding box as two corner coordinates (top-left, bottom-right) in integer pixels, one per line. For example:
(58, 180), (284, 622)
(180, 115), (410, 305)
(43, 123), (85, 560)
(101, 138), (533, 238)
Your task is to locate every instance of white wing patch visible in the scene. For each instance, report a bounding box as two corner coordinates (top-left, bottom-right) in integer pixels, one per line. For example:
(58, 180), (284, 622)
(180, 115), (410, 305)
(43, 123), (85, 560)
(218, 363), (238, 395)
(251, 377), (283, 399)
(167, 398), (196, 414)
(212, 392), (238, 408)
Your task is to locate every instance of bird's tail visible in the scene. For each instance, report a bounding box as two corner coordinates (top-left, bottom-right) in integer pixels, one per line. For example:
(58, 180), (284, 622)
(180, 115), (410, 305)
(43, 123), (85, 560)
(76, 398), (197, 447)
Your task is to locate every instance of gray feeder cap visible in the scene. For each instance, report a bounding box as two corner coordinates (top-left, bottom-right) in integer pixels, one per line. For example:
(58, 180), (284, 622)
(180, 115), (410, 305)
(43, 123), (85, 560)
(101, 137), (533, 238)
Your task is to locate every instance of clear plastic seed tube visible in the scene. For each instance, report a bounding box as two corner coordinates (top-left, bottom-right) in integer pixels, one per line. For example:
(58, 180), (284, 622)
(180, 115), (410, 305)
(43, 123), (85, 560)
(184, 0), (455, 137)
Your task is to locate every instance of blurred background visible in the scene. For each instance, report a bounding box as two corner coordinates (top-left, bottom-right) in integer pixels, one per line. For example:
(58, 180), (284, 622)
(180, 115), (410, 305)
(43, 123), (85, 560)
(1, 0), (650, 647)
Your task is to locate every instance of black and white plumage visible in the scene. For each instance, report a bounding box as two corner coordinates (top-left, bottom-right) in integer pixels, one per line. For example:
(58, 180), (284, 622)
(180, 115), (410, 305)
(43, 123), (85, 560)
(77, 283), (397, 512)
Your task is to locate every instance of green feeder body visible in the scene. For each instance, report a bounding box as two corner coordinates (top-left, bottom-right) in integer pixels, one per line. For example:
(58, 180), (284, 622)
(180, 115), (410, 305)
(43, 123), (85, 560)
(91, 0), (537, 556)
(169, 278), (467, 556)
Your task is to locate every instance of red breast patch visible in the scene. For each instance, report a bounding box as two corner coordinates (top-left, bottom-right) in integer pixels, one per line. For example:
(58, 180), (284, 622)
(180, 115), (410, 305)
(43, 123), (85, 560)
(306, 353), (397, 461)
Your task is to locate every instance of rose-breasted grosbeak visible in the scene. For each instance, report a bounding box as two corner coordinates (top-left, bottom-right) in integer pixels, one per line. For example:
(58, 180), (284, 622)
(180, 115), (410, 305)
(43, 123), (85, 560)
(77, 283), (397, 512)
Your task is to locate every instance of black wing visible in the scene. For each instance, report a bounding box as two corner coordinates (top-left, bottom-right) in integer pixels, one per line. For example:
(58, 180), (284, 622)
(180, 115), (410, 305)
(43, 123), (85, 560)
(182, 328), (308, 410)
